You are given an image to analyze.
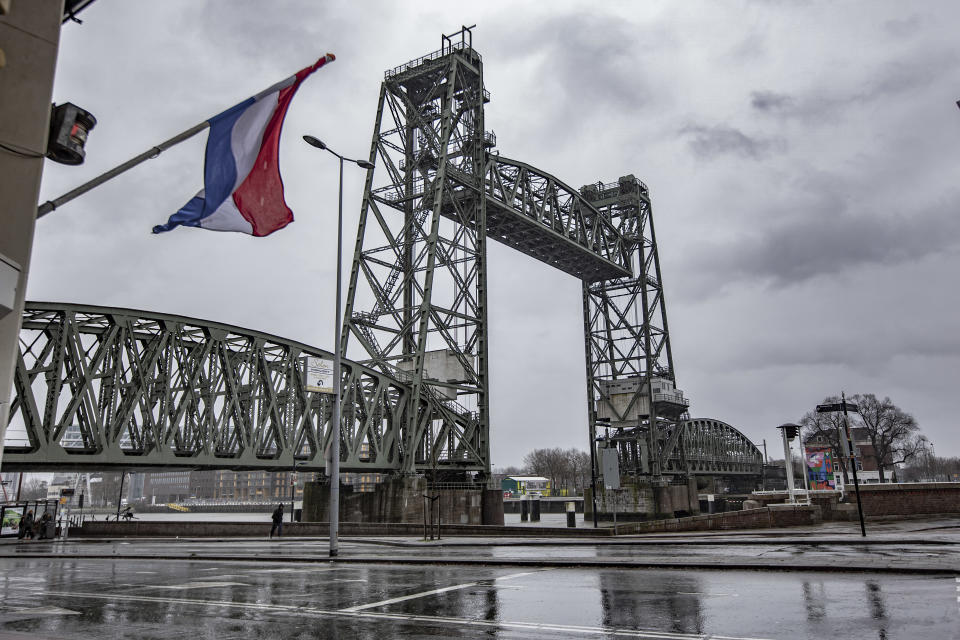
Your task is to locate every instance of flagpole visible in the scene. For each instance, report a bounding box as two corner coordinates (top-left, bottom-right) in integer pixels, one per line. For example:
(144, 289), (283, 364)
(36, 121), (210, 219)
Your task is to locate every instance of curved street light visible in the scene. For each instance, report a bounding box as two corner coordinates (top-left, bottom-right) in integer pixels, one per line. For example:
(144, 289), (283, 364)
(302, 134), (373, 558)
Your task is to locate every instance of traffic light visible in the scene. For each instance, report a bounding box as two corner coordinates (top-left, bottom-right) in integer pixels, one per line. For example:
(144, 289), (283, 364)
(47, 102), (96, 165)
(779, 423), (800, 440)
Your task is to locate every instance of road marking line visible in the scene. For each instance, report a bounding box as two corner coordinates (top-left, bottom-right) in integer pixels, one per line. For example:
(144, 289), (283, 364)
(339, 570), (539, 613)
(339, 581), (480, 612)
(248, 567), (340, 574)
(492, 570), (539, 582)
(8, 606), (81, 616)
(41, 589), (775, 640)
(151, 581), (248, 590)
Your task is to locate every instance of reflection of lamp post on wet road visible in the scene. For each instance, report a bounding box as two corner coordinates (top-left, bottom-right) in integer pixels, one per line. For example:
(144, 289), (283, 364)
(302, 135), (374, 558)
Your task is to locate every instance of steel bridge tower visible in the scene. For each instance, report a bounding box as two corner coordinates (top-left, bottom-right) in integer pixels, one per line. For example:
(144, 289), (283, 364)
(581, 177), (689, 481)
(343, 28), (491, 478)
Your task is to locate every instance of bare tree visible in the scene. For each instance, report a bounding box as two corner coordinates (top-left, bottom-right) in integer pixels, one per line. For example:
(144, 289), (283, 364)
(19, 478), (48, 500)
(521, 448), (592, 495)
(490, 465), (526, 487)
(568, 449), (592, 494)
(523, 448), (570, 493)
(802, 394), (925, 484)
(902, 453), (960, 482)
(853, 394), (924, 482)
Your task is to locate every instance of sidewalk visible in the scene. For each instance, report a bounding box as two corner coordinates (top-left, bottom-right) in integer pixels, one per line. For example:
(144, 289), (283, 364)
(1, 516), (957, 575)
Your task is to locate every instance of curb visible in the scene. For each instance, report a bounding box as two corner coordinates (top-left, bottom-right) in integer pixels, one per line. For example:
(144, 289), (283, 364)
(0, 552), (954, 575)
(17, 535), (958, 547)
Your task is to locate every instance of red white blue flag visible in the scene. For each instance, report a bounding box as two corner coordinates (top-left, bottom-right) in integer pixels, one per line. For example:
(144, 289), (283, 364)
(152, 54), (335, 236)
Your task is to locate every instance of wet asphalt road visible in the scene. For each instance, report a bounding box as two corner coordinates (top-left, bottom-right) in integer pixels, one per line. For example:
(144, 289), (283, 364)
(0, 555), (956, 639)
(5, 536), (959, 573)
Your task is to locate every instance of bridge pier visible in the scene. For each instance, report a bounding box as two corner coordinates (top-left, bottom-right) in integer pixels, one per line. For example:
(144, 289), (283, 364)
(301, 476), (504, 526)
(585, 477), (699, 522)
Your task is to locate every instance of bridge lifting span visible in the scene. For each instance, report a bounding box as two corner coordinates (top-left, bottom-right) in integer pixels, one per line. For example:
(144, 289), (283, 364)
(4, 29), (762, 479)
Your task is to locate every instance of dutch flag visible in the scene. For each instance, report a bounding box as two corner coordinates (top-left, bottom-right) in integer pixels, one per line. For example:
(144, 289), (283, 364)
(152, 54), (335, 236)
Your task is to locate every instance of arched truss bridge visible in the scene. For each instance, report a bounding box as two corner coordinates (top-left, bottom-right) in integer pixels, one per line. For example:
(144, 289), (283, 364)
(4, 305), (762, 477)
(681, 418), (763, 476)
(2, 303), (479, 472)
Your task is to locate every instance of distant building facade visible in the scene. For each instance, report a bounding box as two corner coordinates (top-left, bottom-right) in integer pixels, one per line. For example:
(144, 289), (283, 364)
(501, 476), (551, 497)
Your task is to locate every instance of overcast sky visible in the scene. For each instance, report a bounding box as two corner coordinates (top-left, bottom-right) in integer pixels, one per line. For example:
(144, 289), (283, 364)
(29, 1), (960, 467)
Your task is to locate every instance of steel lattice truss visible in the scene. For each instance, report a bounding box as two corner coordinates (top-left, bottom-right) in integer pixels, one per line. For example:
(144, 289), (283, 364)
(583, 177), (691, 476)
(682, 419), (763, 475)
(343, 33), (492, 476)
(4, 32), (762, 480)
(483, 156), (632, 281)
(343, 31), (636, 477)
(2, 303), (451, 472)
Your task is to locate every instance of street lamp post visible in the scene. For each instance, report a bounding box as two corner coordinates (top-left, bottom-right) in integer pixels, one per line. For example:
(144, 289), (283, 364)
(290, 461), (305, 525)
(302, 135), (373, 558)
(777, 423), (800, 504)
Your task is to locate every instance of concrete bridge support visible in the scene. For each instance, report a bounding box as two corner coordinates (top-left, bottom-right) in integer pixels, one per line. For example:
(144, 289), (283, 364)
(302, 477), (503, 526)
(586, 478), (700, 522)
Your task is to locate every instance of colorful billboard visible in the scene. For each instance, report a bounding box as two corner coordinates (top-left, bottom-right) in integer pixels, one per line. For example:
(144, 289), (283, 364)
(0, 507), (23, 537)
(805, 445), (836, 490)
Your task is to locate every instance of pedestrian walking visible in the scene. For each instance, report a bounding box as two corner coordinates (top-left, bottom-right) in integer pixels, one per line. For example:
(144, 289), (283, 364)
(36, 512), (52, 540)
(17, 510), (34, 540)
(270, 503), (284, 539)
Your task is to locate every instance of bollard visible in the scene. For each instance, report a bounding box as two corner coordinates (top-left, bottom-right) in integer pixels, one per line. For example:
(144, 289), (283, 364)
(520, 497), (529, 522)
(531, 495), (541, 522)
(566, 501), (576, 528)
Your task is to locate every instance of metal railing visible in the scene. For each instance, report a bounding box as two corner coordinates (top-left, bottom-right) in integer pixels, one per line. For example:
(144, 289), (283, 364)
(653, 392), (690, 407)
(425, 481), (497, 491)
(386, 41), (481, 79)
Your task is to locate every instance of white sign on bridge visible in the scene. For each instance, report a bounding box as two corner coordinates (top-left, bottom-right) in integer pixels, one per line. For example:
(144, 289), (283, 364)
(304, 356), (335, 394)
(601, 448), (620, 490)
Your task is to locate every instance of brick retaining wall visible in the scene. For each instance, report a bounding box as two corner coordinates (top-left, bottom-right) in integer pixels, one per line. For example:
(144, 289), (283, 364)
(857, 482), (960, 517)
(616, 504), (821, 534)
(751, 483), (960, 520)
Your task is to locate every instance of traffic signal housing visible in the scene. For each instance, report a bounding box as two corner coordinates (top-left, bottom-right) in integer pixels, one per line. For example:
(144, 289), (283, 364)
(780, 423), (800, 440)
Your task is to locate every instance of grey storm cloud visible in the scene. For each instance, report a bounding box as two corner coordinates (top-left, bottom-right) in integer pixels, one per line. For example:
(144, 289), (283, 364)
(687, 191), (960, 289)
(747, 47), (958, 123)
(484, 10), (676, 149)
(679, 124), (786, 160)
(883, 15), (923, 38)
(750, 91), (794, 112)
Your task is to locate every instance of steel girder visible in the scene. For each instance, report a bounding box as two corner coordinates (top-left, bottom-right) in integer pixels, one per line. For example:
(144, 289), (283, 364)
(482, 156), (632, 281)
(342, 33), (637, 477)
(343, 33), (491, 475)
(682, 418), (763, 475)
(2, 302), (455, 472)
(582, 176), (690, 477)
